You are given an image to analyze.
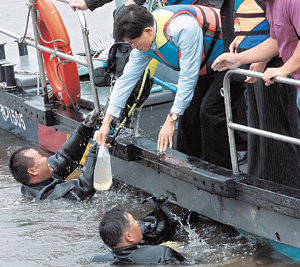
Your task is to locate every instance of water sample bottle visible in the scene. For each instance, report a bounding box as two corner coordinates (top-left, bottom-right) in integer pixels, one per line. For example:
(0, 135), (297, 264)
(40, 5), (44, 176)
(93, 145), (112, 190)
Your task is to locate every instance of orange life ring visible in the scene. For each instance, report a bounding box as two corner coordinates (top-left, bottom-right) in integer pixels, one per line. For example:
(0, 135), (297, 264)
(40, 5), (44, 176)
(35, 0), (80, 107)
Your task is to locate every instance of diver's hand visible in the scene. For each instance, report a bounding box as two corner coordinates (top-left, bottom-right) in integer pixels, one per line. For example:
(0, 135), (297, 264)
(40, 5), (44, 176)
(83, 109), (103, 128)
(212, 53), (242, 72)
(245, 61), (268, 84)
(262, 67), (287, 86)
(94, 115), (113, 147)
(69, 0), (88, 11)
(157, 116), (176, 152)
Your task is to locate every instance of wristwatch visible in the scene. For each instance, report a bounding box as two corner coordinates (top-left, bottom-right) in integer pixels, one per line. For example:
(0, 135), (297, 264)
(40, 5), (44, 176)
(169, 112), (179, 121)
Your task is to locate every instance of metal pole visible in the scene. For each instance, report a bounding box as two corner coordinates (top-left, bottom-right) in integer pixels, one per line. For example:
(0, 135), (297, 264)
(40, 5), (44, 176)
(229, 122), (300, 146)
(0, 27), (89, 67)
(29, 0), (49, 104)
(229, 68), (300, 88)
(223, 71), (239, 176)
(223, 68), (300, 177)
(56, 0), (101, 112)
(77, 10), (101, 112)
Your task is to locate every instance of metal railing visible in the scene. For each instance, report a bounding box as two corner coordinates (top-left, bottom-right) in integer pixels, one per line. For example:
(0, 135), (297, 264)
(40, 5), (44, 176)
(0, 0), (101, 112)
(223, 68), (300, 176)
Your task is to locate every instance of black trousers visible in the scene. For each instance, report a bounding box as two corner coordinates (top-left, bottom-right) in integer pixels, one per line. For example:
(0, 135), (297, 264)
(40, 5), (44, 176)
(247, 58), (300, 188)
(176, 71), (247, 169)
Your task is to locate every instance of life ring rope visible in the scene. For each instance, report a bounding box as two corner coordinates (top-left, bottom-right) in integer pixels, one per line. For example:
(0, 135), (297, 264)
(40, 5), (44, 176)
(36, 25), (68, 48)
(56, 60), (76, 108)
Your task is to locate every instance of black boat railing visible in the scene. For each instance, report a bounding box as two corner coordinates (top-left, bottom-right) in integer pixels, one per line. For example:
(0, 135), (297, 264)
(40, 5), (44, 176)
(223, 68), (300, 176)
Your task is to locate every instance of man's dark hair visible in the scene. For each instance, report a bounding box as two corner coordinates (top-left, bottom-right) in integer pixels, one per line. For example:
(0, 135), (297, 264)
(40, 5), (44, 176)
(9, 147), (33, 185)
(113, 5), (154, 42)
(99, 208), (130, 248)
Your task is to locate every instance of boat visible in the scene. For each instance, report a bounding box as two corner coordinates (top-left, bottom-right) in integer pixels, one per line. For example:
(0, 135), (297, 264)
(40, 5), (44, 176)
(0, 0), (299, 262)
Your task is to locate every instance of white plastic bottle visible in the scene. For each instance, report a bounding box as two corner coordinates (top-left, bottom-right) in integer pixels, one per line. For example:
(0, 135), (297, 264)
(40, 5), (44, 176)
(93, 145), (112, 190)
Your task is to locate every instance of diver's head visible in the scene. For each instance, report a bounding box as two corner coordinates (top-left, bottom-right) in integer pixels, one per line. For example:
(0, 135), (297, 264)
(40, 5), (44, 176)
(9, 147), (54, 185)
(99, 208), (143, 249)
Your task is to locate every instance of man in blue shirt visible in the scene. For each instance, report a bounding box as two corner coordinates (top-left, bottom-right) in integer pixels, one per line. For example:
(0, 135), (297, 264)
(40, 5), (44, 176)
(95, 4), (246, 169)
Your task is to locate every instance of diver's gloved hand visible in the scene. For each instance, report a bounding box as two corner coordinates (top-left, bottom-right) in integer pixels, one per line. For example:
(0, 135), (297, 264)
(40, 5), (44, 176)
(139, 196), (181, 245)
(83, 109), (103, 128)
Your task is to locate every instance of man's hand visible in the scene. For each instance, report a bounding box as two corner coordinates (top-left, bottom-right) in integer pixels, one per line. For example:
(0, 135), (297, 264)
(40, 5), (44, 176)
(125, 0), (135, 5)
(211, 53), (242, 72)
(245, 61), (268, 84)
(229, 37), (238, 53)
(69, 0), (88, 11)
(262, 67), (287, 86)
(94, 114), (114, 147)
(157, 115), (177, 152)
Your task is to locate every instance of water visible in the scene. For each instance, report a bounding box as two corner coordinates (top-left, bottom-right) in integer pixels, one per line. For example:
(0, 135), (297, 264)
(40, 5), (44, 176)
(0, 1), (297, 266)
(0, 129), (295, 266)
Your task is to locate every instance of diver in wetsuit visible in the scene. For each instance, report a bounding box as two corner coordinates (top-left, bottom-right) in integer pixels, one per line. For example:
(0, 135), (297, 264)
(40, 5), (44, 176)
(8, 111), (101, 200)
(93, 197), (187, 264)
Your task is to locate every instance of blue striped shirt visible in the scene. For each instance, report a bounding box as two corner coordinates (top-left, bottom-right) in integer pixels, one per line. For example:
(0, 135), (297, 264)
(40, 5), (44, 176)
(107, 14), (203, 117)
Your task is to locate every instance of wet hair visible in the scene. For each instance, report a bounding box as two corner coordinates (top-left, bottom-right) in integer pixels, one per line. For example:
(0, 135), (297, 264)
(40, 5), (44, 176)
(99, 208), (130, 249)
(9, 147), (33, 185)
(113, 5), (154, 42)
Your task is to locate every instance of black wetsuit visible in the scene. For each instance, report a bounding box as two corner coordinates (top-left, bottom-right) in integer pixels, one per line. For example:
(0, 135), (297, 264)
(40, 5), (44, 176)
(112, 243), (185, 265)
(92, 243), (185, 265)
(92, 197), (187, 265)
(21, 123), (97, 200)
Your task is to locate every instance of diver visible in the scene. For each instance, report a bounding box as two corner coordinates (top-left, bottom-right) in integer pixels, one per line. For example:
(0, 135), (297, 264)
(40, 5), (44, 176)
(8, 110), (101, 200)
(92, 196), (191, 265)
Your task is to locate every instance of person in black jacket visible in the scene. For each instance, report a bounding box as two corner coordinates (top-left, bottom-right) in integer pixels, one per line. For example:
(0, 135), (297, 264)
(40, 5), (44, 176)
(95, 206), (185, 265)
(69, 0), (145, 12)
(8, 111), (101, 200)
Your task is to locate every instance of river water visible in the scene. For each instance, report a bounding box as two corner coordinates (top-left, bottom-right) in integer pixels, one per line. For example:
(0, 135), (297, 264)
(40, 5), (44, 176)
(0, 1), (297, 266)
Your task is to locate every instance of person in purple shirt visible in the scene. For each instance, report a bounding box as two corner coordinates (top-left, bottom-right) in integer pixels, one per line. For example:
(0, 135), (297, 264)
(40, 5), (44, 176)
(212, 0), (300, 188)
(212, 0), (300, 98)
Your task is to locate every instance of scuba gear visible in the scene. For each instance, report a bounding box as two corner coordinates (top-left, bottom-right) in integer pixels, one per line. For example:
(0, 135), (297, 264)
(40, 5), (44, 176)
(93, 42), (132, 87)
(110, 67), (154, 145)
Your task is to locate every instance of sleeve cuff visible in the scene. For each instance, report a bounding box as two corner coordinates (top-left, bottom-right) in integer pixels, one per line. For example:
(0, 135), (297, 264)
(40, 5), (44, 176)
(170, 106), (184, 116)
(106, 104), (122, 118)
